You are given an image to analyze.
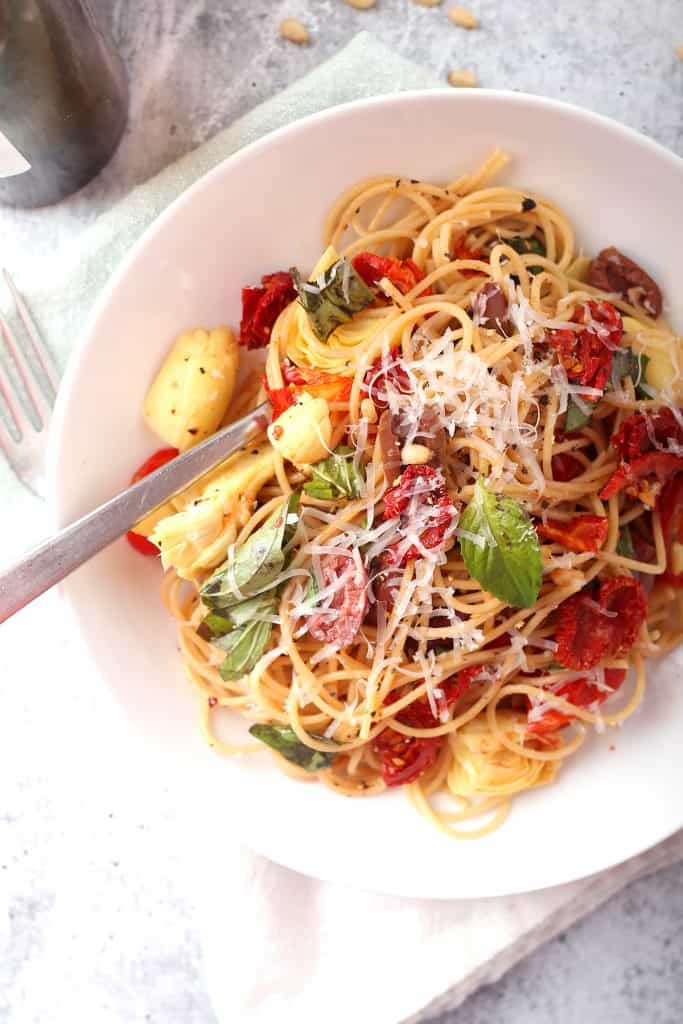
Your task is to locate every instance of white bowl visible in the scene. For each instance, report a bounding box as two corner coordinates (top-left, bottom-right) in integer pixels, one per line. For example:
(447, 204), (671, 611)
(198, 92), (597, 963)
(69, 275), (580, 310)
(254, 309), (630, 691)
(48, 90), (683, 898)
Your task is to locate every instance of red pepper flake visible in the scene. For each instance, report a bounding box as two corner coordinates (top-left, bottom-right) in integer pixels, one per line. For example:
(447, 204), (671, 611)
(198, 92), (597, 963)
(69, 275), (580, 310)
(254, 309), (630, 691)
(208, 697), (218, 707)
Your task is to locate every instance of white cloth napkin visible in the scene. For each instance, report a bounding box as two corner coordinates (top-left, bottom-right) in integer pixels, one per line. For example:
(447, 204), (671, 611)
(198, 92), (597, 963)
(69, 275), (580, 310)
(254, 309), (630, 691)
(3, 33), (682, 1024)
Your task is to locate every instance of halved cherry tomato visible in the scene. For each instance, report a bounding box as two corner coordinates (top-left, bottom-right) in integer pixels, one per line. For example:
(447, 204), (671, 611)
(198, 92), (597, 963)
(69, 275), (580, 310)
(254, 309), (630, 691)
(265, 364), (353, 420)
(373, 667), (481, 786)
(126, 447), (179, 556)
(352, 252), (432, 296)
(382, 465), (456, 566)
(527, 668), (627, 736)
(239, 271), (296, 349)
(536, 514), (609, 554)
(549, 300), (623, 397)
(659, 474), (683, 586)
(551, 452), (584, 482)
(263, 379), (295, 420)
(555, 576), (647, 670)
(285, 364), (352, 405)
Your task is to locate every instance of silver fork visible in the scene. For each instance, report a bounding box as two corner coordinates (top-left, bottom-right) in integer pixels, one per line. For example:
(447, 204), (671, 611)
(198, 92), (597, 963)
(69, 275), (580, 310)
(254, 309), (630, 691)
(0, 270), (60, 498)
(0, 271), (273, 625)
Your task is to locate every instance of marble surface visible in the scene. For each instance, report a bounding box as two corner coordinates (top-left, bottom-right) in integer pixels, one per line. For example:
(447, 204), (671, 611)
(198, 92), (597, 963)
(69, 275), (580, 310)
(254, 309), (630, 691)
(2, 1), (683, 1022)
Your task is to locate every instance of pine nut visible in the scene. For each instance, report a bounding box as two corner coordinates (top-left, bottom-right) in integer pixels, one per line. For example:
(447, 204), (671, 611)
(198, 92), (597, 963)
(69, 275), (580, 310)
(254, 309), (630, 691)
(280, 18), (309, 44)
(448, 6), (478, 29)
(401, 443), (434, 465)
(448, 69), (479, 88)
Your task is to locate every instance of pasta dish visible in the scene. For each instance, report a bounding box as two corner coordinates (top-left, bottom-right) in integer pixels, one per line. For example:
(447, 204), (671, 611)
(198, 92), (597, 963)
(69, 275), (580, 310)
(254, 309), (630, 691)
(127, 151), (683, 838)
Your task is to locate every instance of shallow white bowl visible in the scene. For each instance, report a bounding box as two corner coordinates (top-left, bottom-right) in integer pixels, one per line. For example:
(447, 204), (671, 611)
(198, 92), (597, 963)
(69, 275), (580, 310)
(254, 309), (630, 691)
(48, 90), (683, 898)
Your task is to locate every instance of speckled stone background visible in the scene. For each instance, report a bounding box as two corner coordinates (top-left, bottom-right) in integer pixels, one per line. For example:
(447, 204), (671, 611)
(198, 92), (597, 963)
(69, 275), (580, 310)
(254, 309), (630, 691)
(2, 2), (683, 1022)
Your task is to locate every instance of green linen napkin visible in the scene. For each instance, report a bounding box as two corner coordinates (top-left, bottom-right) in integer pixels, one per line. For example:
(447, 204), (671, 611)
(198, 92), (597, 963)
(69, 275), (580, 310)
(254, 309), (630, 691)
(0, 32), (439, 523)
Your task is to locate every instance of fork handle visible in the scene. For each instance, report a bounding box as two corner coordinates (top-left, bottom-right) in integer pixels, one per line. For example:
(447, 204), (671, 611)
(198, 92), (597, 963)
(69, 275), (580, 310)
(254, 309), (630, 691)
(0, 404), (270, 623)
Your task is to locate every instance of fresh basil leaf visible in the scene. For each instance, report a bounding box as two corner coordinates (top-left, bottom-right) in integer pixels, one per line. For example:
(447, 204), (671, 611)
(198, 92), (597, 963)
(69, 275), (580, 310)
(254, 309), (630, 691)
(610, 347), (650, 400)
(459, 479), (542, 608)
(303, 570), (319, 608)
(303, 445), (364, 501)
(291, 259), (375, 342)
(199, 591), (279, 641)
(217, 619), (274, 681)
(610, 347), (637, 388)
(508, 235), (546, 274)
(197, 612), (235, 641)
(616, 524), (635, 559)
(564, 395), (593, 432)
(635, 354), (651, 400)
(200, 493), (300, 611)
(249, 723), (336, 771)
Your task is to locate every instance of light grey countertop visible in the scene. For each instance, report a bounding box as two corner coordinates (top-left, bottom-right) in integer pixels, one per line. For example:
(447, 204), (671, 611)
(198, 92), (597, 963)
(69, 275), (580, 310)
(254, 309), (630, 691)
(2, 1), (683, 1022)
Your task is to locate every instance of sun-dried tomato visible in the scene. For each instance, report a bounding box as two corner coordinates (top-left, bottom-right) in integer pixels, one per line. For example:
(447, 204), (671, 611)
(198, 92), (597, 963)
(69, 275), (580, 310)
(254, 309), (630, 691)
(551, 452), (584, 482)
(452, 237), (486, 277)
(599, 576), (648, 653)
(630, 514), (657, 565)
(600, 409), (683, 501)
(239, 271), (296, 349)
(555, 576), (647, 670)
(308, 553), (368, 649)
(612, 408), (683, 463)
(382, 465), (456, 565)
(660, 475), (683, 586)
(527, 668), (627, 736)
(600, 452), (683, 504)
(549, 300), (623, 397)
(536, 514), (609, 554)
(352, 252), (432, 296)
(373, 667), (480, 786)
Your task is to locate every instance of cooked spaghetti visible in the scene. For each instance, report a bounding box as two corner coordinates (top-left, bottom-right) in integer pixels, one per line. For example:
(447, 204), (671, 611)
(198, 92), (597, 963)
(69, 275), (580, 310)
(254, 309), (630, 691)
(130, 150), (683, 838)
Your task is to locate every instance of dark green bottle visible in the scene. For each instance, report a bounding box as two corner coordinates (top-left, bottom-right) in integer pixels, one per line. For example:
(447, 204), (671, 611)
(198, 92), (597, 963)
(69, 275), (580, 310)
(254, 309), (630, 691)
(0, 0), (128, 208)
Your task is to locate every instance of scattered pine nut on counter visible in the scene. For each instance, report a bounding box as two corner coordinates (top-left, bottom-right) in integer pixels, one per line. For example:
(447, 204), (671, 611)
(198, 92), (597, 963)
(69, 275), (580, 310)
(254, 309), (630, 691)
(448, 6), (478, 29)
(448, 68), (479, 87)
(345, 0), (377, 8)
(412, 0), (441, 7)
(280, 18), (309, 44)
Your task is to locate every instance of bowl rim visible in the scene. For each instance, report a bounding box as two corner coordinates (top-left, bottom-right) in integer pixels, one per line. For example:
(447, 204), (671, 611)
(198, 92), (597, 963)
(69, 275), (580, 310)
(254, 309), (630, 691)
(45, 88), (683, 898)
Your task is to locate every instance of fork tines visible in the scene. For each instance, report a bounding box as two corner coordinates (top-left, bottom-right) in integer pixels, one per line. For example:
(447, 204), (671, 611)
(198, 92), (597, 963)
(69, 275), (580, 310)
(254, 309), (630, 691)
(0, 271), (59, 495)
